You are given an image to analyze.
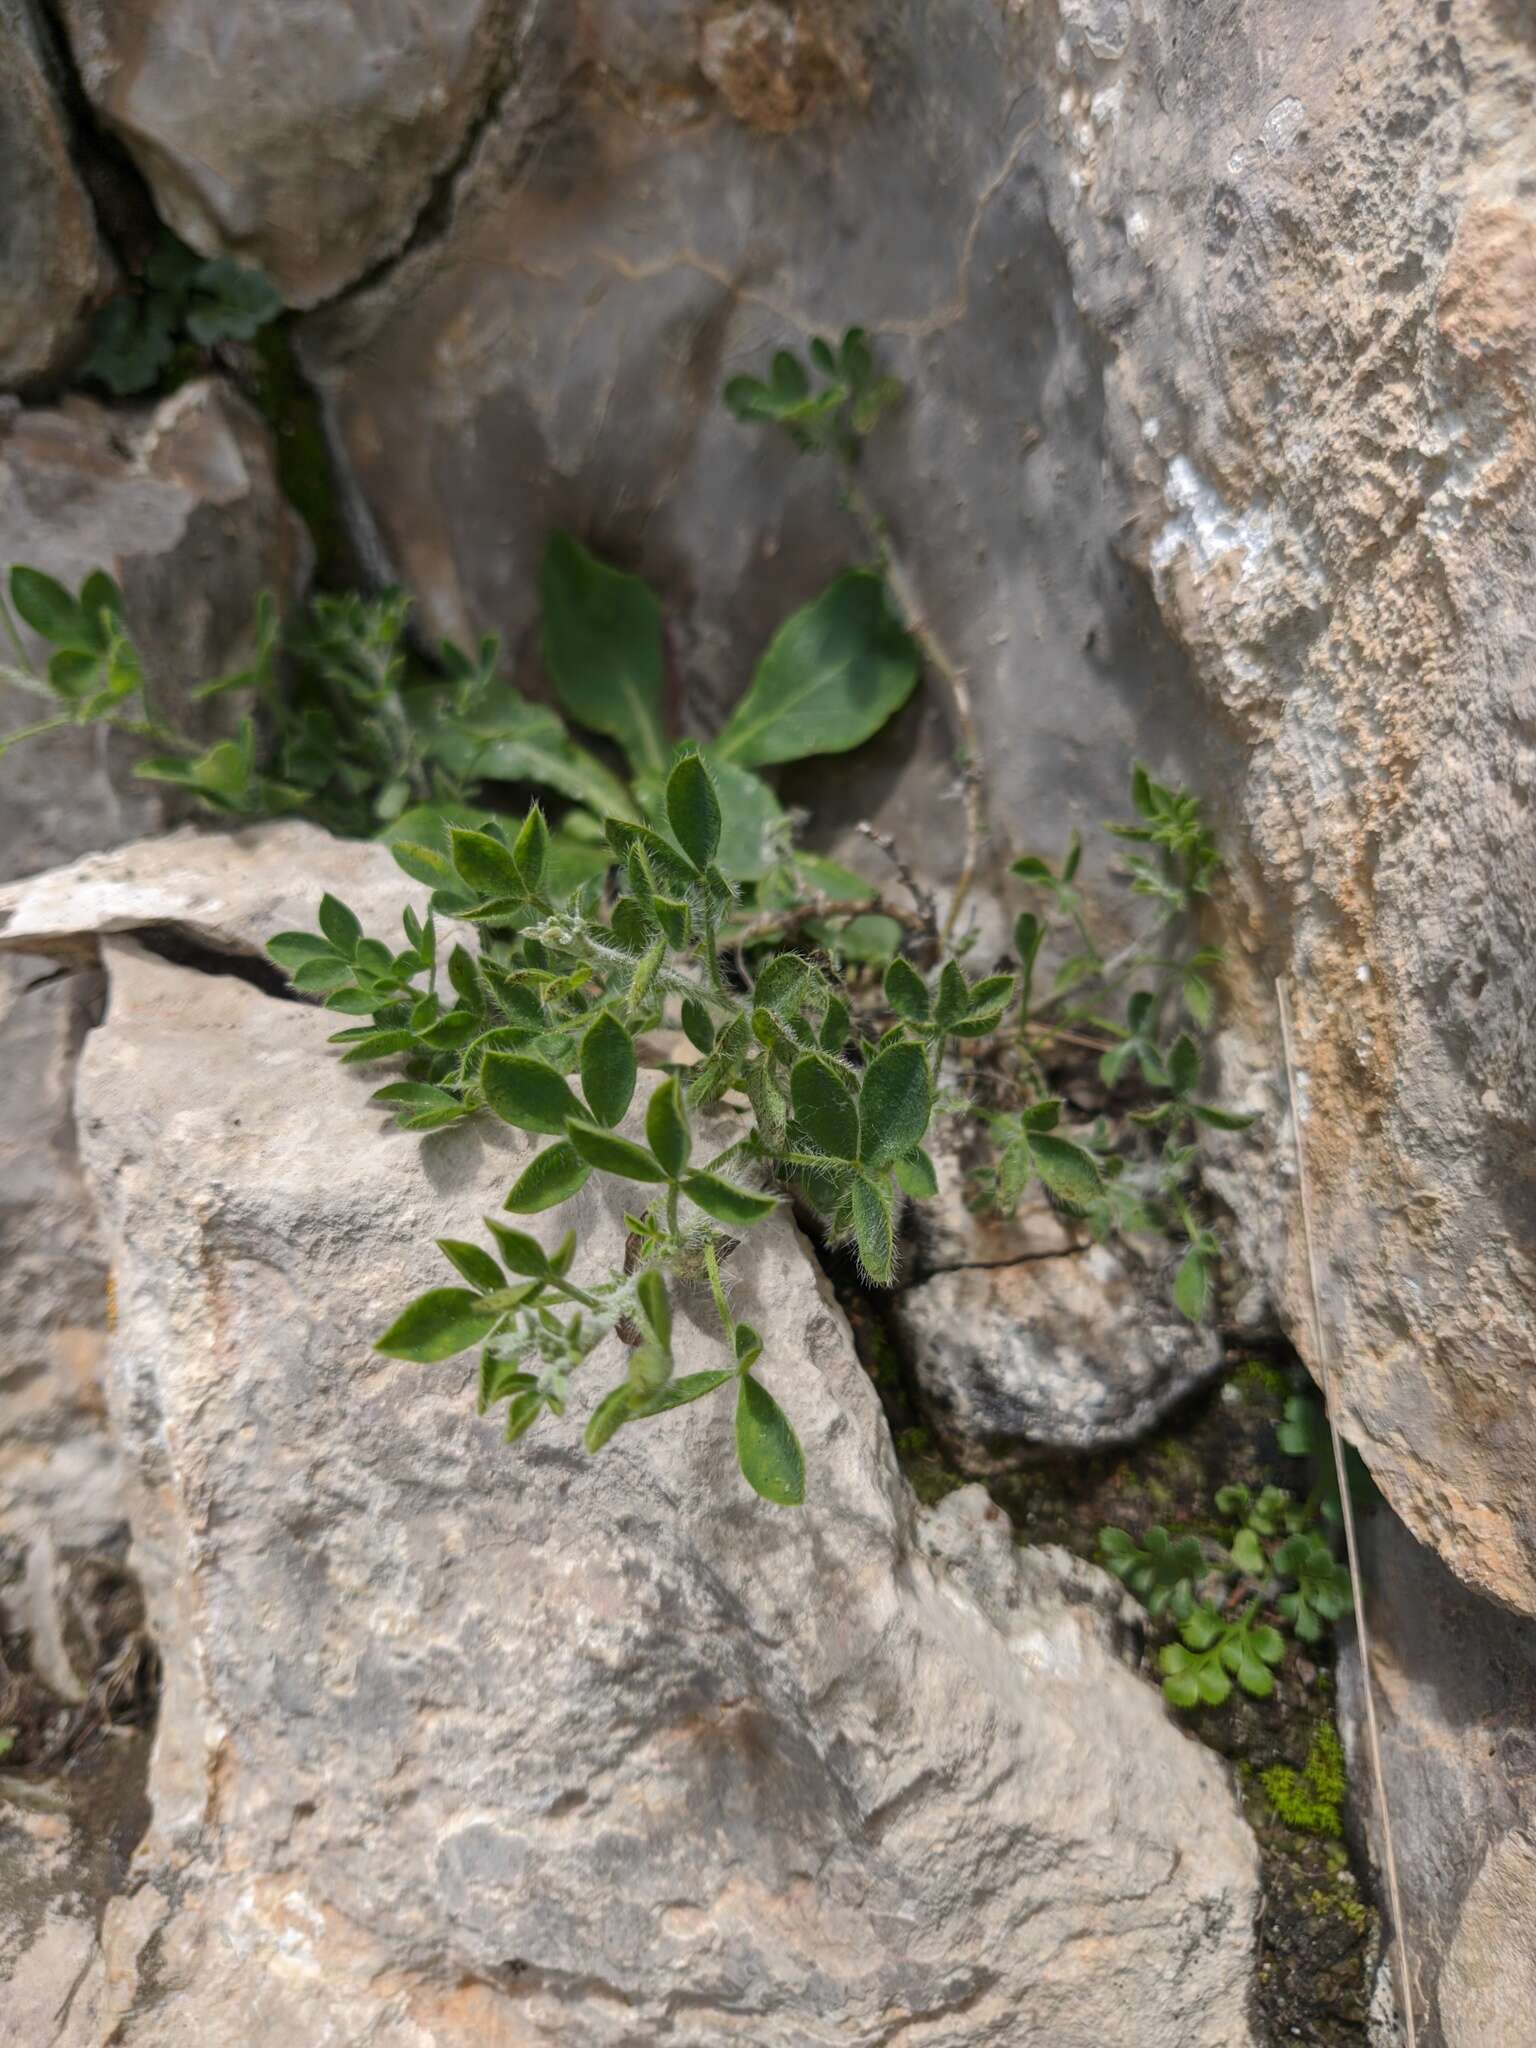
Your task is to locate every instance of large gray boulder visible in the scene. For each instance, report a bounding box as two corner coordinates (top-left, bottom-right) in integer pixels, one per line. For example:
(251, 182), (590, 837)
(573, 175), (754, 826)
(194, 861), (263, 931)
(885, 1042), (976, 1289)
(892, 1128), (1224, 1469)
(54, 0), (518, 306)
(0, 824), (1262, 2046)
(1039, 0), (1536, 1620)
(291, 0), (1536, 1637)
(0, 0), (109, 389)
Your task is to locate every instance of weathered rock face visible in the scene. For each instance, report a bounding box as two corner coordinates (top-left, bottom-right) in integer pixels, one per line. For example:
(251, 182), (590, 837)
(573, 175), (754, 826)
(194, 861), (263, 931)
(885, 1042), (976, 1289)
(897, 1244), (1224, 1471)
(297, 0), (1215, 890)
(893, 1127), (1223, 1469)
(1038, 0), (1536, 1619)
(292, 0), (1536, 1634)
(1339, 1509), (1536, 2048)
(0, 379), (311, 864)
(0, 0), (109, 390)
(54, 0), (517, 306)
(0, 825), (1263, 2047)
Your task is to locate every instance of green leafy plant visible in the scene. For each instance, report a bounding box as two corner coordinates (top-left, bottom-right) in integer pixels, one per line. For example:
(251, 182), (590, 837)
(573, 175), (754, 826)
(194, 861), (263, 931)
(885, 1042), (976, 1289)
(260, 742), (1248, 1505)
(1158, 1600), (1286, 1708)
(5, 338), (926, 961)
(264, 749), (989, 1500)
(1099, 1525), (1206, 1620)
(963, 768), (1256, 1321)
(81, 230), (282, 397)
(726, 328), (983, 939)
(1100, 1404), (1355, 1710)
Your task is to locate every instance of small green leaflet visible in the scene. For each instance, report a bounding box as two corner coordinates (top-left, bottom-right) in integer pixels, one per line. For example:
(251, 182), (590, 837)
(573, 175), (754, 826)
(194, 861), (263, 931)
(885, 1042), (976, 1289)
(482, 1054), (585, 1135)
(503, 1140), (591, 1213)
(665, 749), (721, 871)
(580, 1012), (636, 1128)
(851, 1174), (895, 1285)
(376, 1288), (501, 1363)
(857, 1040), (930, 1170)
(734, 1376), (805, 1506)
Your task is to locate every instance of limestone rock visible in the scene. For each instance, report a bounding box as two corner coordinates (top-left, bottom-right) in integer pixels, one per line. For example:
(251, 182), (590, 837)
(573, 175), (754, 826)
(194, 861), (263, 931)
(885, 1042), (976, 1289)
(894, 1125), (1222, 1468)
(54, 0), (517, 306)
(0, 0), (109, 389)
(1338, 1508), (1536, 2048)
(0, 379), (311, 872)
(0, 825), (1262, 2045)
(1038, 1), (1536, 1614)
(896, 1243), (1224, 1471)
(297, 0), (1209, 897)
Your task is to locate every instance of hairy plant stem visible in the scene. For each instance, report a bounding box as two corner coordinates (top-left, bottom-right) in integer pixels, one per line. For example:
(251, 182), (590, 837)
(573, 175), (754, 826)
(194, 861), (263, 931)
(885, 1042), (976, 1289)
(703, 1237), (733, 1340)
(840, 475), (983, 944)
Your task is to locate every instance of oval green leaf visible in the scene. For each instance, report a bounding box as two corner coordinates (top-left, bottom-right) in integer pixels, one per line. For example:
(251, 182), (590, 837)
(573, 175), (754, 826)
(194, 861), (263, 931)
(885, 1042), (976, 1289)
(681, 1171), (778, 1227)
(503, 1139), (593, 1213)
(734, 1375), (806, 1507)
(714, 571), (918, 769)
(645, 1076), (692, 1179)
(789, 1054), (860, 1162)
(542, 533), (667, 778)
(376, 1287), (500, 1363)
(580, 1011), (637, 1129)
(482, 1053), (585, 1135)
(565, 1117), (668, 1183)
(857, 1040), (931, 1170)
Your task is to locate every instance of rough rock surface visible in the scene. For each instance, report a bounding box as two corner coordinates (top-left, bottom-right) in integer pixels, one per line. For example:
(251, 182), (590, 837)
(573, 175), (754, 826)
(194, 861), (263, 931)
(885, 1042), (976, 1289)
(893, 1126), (1223, 1470)
(0, 392), (306, 2048)
(0, 0), (109, 389)
(1339, 1509), (1536, 2048)
(55, 0), (518, 306)
(294, 0), (1536, 1632)
(1039, 0), (1536, 1618)
(0, 379), (311, 862)
(896, 1243), (1225, 1472)
(0, 825), (1263, 2046)
(298, 0), (1214, 893)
